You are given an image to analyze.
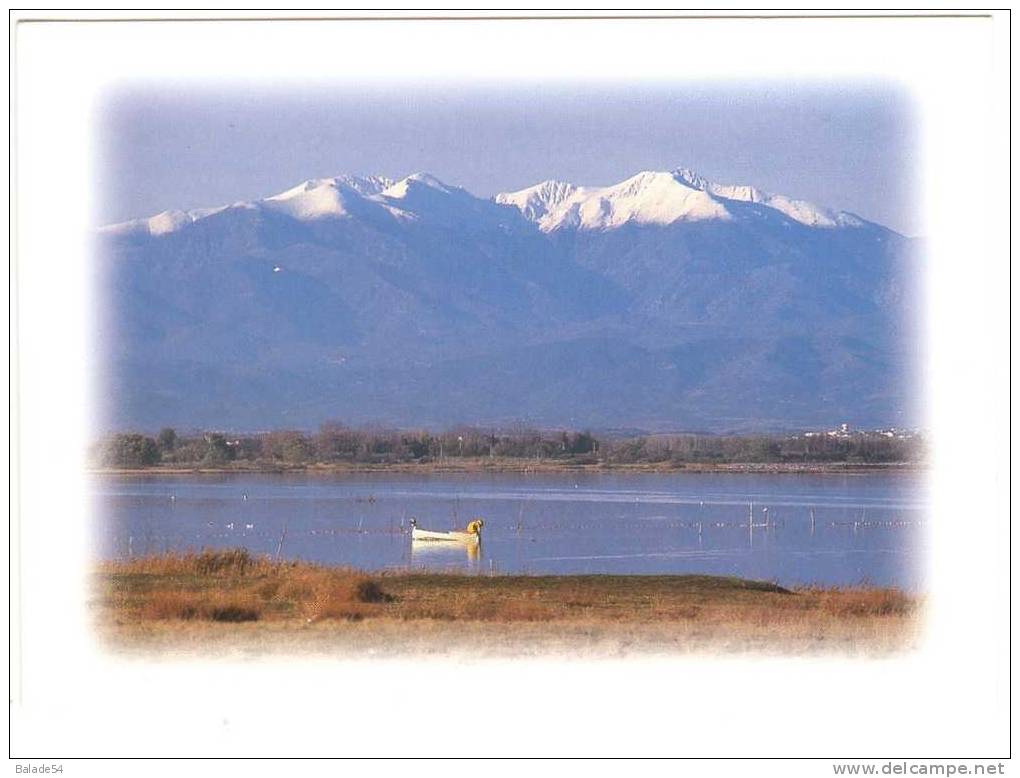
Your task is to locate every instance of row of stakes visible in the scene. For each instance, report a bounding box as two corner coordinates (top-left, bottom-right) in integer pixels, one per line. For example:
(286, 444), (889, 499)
(152, 497), (922, 537)
(123, 501), (922, 558)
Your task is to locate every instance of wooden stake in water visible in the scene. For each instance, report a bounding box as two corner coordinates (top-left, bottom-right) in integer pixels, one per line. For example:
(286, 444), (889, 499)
(275, 519), (289, 560)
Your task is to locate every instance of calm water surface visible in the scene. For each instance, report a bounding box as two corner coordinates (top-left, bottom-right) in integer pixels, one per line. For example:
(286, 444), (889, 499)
(92, 471), (926, 589)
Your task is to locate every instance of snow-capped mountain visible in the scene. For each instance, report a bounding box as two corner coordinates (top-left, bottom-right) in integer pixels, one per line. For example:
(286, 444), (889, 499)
(103, 167), (871, 237)
(495, 168), (867, 231)
(95, 168), (918, 432)
(101, 171), (525, 238)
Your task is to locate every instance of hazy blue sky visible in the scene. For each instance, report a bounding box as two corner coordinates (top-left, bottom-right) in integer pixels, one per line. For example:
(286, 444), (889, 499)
(98, 82), (917, 234)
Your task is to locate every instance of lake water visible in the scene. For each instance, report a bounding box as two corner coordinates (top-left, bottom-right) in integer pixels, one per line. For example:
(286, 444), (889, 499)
(91, 471), (927, 589)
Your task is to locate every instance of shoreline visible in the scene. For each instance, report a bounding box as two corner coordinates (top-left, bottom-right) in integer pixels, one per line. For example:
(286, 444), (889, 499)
(89, 459), (924, 477)
(94, 554), (923, 657)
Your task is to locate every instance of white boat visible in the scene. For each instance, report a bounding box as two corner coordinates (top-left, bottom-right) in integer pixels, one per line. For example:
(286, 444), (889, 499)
(409, 518), (483, 543)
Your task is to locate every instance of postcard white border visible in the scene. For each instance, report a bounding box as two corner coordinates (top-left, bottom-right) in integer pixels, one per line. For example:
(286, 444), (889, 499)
(9, 11), (1012, 768)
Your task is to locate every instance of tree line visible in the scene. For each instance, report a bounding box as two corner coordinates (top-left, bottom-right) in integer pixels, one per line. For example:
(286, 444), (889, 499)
(90, 424), (923, 468)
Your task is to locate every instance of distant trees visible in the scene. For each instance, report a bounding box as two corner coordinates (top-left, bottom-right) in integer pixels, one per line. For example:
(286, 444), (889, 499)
(89, 425), (924, 469)
(262, 430), (311, 464)
(599, 432), (923, 465)
(157, 427), (177, 453)
(568, 431), (597, 455)
(202, 433), (235, 466)
(401, 432), (433, 460)
(315, 422), (362, 461)
(98, 433), (160, 467)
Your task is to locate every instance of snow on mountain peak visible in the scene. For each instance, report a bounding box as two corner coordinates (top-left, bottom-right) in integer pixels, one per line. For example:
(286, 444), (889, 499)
(262, 174), (398, 220)
(146, 210), (192, 236)
(671, 167), (712, 191)
(668, 167), (866, 229)
(599, 171), (732, 226)
(273, 175), (394, 198)
(264, 180), (352, 220)
(330, 174), (395, 196)
(380, 172), (455, 200)
(98, 208), (209, 238)
(100, 175), (402, 235)
(496, 169), (732, 231)
(406, 172), (449, 188)
(494, 180), (584, 222)
(496, 167), (869, 232)
(99, 167), (871, 238)
(99, 172), (484, 237)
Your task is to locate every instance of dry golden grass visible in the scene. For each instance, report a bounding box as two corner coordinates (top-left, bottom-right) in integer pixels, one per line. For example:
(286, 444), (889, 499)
(92, 551), (922, 657)
(98, 548), (274, 577)
(98, 549), (393, 625)
(139, 590), (261, 622)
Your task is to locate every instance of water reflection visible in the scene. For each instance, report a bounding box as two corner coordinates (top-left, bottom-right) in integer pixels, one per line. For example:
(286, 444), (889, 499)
(410, 537), (482, 565)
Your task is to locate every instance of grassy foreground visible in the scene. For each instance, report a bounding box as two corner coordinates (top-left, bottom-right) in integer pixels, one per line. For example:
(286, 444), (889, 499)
(93, 550), (922, 657)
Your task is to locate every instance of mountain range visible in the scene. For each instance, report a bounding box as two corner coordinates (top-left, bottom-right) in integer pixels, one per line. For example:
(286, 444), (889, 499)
(96, 168), (920, 433)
